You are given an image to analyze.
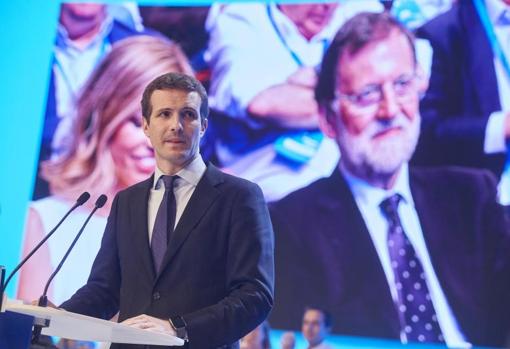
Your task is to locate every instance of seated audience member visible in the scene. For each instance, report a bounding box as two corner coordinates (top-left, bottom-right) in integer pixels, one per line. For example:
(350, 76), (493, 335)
(17, 36), (193, 306)
(280, 307), (333, 349)
(302, 307), (334, 349)
(35, 3), (150, 199)
(240, 321), (272, 349)
(414, 0), (510, 204)
(206, 1), (382, 201)
(270, 12), (510, 347)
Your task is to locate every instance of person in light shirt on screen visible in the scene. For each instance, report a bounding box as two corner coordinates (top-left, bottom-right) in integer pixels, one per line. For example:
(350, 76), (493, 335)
(280, 307), (334, 349)
(300, 307), (334, 349)
(34, 3), (152, 200)
(17, 35), (193, 306)
(206, 1), (383, 201)
(270, 12), (510, 347)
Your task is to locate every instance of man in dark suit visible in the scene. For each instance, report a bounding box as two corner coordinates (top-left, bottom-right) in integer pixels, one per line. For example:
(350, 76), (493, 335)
(59, 73), (275, 349)
(270, 12), (510, 347)
(413, 0), (510, 200)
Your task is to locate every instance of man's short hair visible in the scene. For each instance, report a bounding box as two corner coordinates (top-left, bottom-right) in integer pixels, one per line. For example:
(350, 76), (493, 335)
(315, 12), (416, 111)
(141, 72), (209, 123)
(304, 306), (333, 328)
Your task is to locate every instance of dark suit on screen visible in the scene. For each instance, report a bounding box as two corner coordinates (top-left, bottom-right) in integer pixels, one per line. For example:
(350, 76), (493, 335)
(269, 166), (510, 347)
(60, 164), (275, 349)
(413, 1), (506, 177)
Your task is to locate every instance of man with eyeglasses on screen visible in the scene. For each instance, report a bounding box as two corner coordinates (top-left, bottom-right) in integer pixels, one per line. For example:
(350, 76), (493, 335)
(270, 12), (510, 348)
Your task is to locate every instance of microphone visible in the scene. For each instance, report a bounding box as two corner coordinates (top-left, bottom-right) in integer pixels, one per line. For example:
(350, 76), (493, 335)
(1, 192), (90, 305)
(32, 194), (108, 344)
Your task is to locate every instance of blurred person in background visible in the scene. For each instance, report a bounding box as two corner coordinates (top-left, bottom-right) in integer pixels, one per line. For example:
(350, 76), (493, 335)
(17, 36), (193, 307)
(414, 0), (510, 205)
(301, 308), (333, 349)
(271, 12), (510, 347)
(35, 3), (152, 199)
(279, 308), (333, 349)
(206, 1), (383, 201)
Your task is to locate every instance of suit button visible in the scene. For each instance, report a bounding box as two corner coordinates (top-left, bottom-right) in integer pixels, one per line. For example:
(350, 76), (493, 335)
(153, 292), (160, 300)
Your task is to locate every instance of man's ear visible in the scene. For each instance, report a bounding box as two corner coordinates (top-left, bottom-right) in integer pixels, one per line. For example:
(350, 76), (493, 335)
(318, 105), (338, 139)
(142, 116), (150, 137)
(415, 64), (429, 95)
(200, 118), (208, 137)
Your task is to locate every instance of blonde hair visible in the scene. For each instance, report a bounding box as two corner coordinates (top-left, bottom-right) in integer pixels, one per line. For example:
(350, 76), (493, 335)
(42, 35), (193, 199)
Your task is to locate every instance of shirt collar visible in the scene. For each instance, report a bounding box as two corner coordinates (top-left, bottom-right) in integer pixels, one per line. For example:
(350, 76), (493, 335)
(153, 155), (207, 189)
(340, 162), (414, 208)
(56, 15), (113, 51)
(485, 0), (510, 26)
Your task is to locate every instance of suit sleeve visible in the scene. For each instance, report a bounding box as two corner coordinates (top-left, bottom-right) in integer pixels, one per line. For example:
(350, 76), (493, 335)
(59, 194), (121, 320)
(182, 182), (274, 349)
(480, 172), (510, 343)
(414, 21), (498, 170)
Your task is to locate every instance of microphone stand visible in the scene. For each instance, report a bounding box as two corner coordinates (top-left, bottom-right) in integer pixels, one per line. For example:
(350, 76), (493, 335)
(31, 195), (107, 345)
(1, 192), (90, 302)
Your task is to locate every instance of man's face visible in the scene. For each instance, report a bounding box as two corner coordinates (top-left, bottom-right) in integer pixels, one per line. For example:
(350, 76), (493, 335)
(142, 89), (207, 174)
(302, 309), (330, 346)
(279, 3), (338, 40)
(324, 30), (420, 183)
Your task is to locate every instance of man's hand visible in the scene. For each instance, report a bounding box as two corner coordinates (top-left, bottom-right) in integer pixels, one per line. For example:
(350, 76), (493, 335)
(31, 299), (57, 308)
(122, 314), (177, 336)
(287, 67), (318, 88)
(280, 331), (296, 349)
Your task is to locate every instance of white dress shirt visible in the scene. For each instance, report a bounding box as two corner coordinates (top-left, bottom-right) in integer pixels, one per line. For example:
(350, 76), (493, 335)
(341, 163), (470, 348)
(147, 156), (206, 243)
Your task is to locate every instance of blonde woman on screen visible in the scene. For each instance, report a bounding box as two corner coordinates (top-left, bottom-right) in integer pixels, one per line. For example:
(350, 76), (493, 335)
(17, 35), (193, 305)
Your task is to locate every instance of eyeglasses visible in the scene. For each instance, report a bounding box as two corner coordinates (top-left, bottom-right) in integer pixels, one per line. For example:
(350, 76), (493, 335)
(332, 73), (417, 111)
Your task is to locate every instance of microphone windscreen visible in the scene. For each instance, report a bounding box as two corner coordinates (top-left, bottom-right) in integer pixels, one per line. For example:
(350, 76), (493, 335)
(95, 194), (108, 208)
(76, 192), (91, 206)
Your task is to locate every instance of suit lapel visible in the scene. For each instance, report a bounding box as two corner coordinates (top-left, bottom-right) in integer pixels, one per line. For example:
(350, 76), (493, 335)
(462, 1), (501, 114)
(157, 164), (223, 277)
(130, 176), (156, 281)
(409, 168), (477, 338)
(319, 170), (401, 335)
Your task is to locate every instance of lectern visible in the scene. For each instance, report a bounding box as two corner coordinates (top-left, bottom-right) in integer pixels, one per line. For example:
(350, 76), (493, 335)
(1, 298), (184, 348)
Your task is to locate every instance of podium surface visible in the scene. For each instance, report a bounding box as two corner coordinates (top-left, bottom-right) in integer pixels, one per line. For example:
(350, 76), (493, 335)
(5, 300), (184, 346)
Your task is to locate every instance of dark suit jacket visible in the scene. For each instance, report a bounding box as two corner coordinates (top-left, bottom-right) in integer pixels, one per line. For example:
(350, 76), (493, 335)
(413, 1), (506, 177)
(269, 166), (510, 347)
(60, 164), (275, 349)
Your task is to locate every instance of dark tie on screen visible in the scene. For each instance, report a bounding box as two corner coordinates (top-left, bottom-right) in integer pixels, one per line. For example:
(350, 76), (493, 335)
(151, 175), (178, 273)
(380, 194), (445, 344)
